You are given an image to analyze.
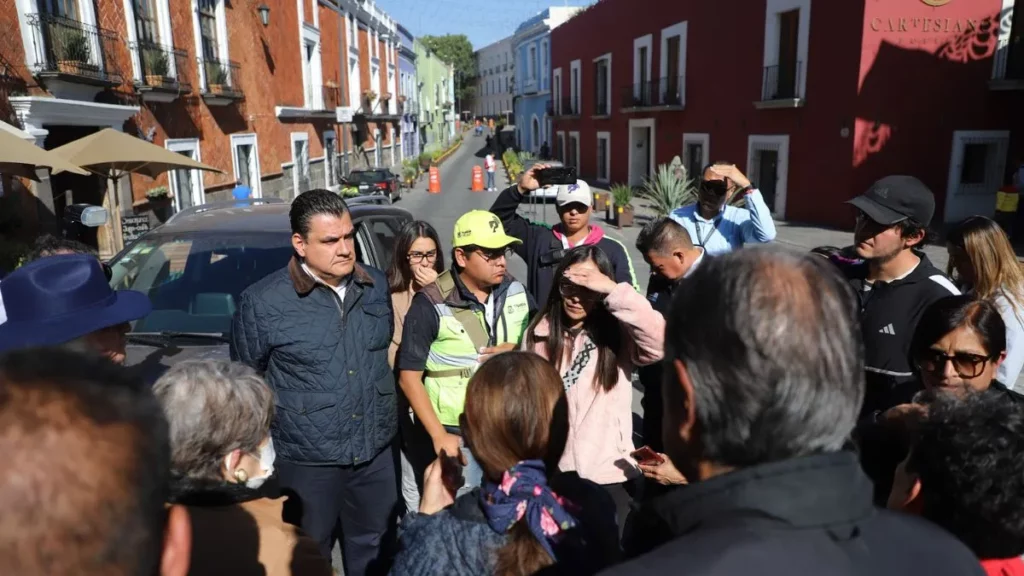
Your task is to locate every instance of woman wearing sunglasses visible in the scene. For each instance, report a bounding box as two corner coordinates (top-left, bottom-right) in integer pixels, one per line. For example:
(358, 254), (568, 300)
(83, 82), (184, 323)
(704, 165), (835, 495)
(385, 220), (445, 515)
(524, 245), (664, 533)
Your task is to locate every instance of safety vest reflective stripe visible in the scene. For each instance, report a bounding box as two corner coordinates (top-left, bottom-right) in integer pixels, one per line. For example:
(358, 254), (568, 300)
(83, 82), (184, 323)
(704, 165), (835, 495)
(423, 282), (530, 426)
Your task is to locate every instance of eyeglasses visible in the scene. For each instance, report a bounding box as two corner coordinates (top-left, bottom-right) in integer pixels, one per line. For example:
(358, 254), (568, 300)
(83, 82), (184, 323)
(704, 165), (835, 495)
(916, 349), (992, 378)
(558, 280), (599, 301)
(407, 250), (438, 264)
(475, 247), (513, 262)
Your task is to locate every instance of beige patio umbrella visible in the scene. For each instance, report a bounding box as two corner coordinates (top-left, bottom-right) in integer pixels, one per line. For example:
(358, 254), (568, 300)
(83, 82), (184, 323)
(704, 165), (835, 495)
(0, 120), (89, 179)
(50, 128), (223, 255)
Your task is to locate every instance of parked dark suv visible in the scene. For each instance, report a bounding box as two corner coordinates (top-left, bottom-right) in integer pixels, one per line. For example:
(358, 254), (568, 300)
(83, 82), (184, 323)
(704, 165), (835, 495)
(345, 168), (402, 202)
(108, 198), (411, 380)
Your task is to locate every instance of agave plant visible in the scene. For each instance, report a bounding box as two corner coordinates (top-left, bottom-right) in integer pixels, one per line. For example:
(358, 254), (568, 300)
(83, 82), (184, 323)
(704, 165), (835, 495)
(638, 164), (697, 216)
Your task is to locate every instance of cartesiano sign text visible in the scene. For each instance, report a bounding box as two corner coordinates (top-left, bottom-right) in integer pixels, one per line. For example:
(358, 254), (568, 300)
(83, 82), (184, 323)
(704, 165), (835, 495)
(871, 17), (979, 34)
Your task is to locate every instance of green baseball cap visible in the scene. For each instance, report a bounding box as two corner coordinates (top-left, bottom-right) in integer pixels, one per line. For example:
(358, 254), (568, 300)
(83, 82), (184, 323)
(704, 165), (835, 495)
(452, 210), (522, 249)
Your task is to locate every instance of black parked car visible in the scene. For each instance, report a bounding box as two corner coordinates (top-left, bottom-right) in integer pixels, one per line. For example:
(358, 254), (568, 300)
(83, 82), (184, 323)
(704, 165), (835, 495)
(108, 198), (412, 380)
(345, 168), (402, 202)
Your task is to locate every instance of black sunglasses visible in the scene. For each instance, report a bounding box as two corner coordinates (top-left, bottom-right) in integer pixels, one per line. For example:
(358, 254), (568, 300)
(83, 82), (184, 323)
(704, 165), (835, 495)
(700, 180), (730, 197)
(915, 349), (993, 379)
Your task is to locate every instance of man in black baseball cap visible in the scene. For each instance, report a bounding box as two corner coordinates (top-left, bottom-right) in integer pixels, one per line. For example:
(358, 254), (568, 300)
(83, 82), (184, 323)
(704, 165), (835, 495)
(833, 175), (960, 503)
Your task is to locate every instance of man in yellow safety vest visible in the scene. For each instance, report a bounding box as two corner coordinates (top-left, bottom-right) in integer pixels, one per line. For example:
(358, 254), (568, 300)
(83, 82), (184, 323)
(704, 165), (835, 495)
(397, 210), (534, 495)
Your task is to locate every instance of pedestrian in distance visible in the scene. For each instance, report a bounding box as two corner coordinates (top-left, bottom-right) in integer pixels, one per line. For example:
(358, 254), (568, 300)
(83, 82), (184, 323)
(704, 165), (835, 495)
(231, 189), (399, 576)
(889, 393), (1024, 576)
(633, 218), (706, 487)
(540, 141), (550, 160)
(0, 253), (151, 363)
(155, 359), (332, 576)
(668, 162), (777, 256)
(391, 352), (621, 576)
(525, 244), (664, 533)
(490, 164), (638, 304)
(835, 175), (959, 422)
(484, 151), (497, 191)
(0, 348), (191, 576)
(609, 246), (985, 576)
(946, 216), (1024, 389)
(397, 210), (534, 498)
(385, 220), (446, 515)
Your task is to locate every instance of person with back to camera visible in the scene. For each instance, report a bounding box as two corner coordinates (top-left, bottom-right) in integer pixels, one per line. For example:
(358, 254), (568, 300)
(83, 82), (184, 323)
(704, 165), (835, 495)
(385, 220), (445, 513)
(391, 352), (620, 576)
(525, 245), (664, 532)
(946, 216), (1024, 389)
(490, 164), (638, 304)
(889, 393), (1024, 576)
(607, 246), (984, 576)
(155, 359), (332, 576)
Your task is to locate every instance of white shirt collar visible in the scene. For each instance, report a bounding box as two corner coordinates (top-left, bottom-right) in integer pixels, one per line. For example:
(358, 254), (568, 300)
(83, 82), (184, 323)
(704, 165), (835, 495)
(301, 262), (351, 299)
(684, 248), (706, 279)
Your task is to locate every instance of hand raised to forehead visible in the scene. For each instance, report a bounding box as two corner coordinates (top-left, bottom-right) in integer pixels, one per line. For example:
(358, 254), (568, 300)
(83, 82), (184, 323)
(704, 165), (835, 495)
(563, 267), (616, 295)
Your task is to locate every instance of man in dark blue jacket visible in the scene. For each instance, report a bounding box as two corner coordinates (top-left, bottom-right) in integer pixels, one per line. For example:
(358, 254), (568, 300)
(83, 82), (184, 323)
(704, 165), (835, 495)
(231, 190), (397, 576)
(490, 166), (638, 304)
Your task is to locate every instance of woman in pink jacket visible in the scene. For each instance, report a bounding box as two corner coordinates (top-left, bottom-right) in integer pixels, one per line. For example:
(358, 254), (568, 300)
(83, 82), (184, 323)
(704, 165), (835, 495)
(524, 245), (665, 530)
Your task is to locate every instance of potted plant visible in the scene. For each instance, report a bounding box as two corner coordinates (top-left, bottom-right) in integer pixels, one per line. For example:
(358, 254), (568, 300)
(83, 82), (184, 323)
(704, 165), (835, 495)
(402, 165), (417, 187)
(146, 186), (173, 222)
(418, 151), (432, 170)
(397, 94), (407, 103)
(204, 61), (229, 94)
(380, 92), (392, 101)
(52, 25), (93, 75)
(610, 183), (635, 228)
(638, 164), (697, 216)
(142, 47), (170, 87)
(362, 89), (377, 110)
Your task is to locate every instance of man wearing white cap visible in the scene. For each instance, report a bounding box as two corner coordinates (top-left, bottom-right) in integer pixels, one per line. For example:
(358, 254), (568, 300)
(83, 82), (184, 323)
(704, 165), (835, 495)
(490, 164), (638, 303)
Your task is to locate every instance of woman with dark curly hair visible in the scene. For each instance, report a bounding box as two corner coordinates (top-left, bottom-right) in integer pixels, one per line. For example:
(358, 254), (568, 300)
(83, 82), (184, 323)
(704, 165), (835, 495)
(889, 392), (1024, 575)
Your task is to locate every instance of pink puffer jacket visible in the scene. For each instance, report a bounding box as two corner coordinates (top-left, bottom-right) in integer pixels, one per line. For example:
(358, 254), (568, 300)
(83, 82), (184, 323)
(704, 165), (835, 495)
(527, 283), (665, 485)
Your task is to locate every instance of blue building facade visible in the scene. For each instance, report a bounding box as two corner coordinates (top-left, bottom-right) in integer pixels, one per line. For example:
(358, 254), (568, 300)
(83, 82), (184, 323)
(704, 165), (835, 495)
(512, 7), (582, 154)
(397, 24), (420, 160)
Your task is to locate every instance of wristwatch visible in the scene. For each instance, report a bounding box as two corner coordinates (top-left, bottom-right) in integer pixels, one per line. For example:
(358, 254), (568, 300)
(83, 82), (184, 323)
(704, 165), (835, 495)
(741, 184), (756, 195)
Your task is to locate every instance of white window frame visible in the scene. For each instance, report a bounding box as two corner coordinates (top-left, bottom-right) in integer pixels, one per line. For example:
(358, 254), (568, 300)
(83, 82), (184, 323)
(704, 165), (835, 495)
(230, 133), (263, 198)
(746, 134), (790, 219)
(569, 130), (581, 170)
(556, 130), (566, 162)
(540, 38), (549, 91)
(552, 67), (562, 114)
(592, 52), (612, 116)
(16, 0), (102, 72)
(323, 130), (337, 187)
(301, 25), (323, 109)
(596, 131), (611, 184)
(762, 0), (811, 100)
(569, 59), (581, 114)
(528, 43), (537, 84)
(944, 130), (1011, 222)
(633, 34), (653, 100)
(165, 138), (203, 211)
(191, 0), (230, 91)
(122, 0), (175, 83)
(682, 133), (711, 179)
(993, 0), (1017, 80)
(627, 118), (656, 187)
(659, 21), (688, 107)
(290, 132), (311, 197)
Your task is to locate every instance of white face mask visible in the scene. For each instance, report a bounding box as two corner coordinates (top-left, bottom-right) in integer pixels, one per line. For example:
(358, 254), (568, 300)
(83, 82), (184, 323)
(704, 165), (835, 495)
(226, 438), (276, 489)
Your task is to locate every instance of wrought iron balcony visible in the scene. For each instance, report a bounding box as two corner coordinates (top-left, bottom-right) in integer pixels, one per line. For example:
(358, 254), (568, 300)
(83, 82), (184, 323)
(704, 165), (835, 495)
(761, 62), (803, 102)
(594, 92), (609, 116)
(132, 41), (190, 96)
(200, 57), (243, 103)
(621, 77), (685, 110)
(27, 12), (123, 86)
(557, 97), (578, 116)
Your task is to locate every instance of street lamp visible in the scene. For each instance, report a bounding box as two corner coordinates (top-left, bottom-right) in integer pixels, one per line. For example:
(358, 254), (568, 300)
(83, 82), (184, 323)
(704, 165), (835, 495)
(257, 4), (270, 27)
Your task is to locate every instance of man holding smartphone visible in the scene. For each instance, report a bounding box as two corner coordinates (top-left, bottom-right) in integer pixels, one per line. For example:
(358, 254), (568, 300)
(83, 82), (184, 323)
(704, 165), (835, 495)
(490, 164), (638, 304)
(669, 162), (777, 256)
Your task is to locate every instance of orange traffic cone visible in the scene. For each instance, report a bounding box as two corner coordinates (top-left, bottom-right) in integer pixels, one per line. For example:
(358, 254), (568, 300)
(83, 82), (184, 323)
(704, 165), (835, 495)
(428, 166), (441, 194)
(471, 166), (484, 192)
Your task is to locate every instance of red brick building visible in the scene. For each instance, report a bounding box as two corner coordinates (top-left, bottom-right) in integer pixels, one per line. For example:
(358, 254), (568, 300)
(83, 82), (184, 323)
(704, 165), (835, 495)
(550, 0), (1023, 227)
(0, 0), (405, 255)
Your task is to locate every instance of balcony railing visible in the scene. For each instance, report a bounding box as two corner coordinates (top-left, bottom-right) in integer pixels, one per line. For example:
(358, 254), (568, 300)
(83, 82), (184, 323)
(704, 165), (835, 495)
(558, 97), (578, 116)
(132, 41), (190, 92)
(621, 77), (685, 109)
(594, 91), (609, 116)
(201, 57), (242, 100)
(405, 100), (419, 116)
(761, 62), (803, 101)
(522, 78), (538, 94)
(28, 12), (123, 86)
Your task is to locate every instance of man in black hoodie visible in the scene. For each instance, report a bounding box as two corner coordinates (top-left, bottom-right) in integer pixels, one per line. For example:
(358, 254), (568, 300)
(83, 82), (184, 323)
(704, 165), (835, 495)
(489, 165), (637, 304)
(839, 176), (960, 419)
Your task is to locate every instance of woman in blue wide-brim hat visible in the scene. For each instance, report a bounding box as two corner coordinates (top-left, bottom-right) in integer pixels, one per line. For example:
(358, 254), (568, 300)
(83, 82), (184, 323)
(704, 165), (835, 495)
(0, 254), (151, 363)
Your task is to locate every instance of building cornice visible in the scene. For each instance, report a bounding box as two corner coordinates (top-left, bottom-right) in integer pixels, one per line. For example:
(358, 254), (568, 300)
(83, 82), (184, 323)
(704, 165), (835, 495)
(10, 96), (139, 131)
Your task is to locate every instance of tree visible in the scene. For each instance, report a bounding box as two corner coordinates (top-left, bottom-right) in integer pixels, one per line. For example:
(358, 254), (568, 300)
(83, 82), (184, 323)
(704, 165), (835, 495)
(420, 34), (475, 102)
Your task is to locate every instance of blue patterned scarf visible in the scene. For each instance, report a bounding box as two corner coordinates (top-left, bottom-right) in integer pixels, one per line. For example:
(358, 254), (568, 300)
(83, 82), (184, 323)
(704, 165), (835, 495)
(479, 460), (578, 559)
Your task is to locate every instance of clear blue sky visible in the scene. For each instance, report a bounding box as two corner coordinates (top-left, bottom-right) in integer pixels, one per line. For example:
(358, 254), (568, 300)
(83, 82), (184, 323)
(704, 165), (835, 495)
(376, 0), (591, 50)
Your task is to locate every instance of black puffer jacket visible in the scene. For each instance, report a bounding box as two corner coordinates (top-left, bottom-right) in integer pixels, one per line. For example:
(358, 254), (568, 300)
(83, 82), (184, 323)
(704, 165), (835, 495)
(231, 257), (397, 466)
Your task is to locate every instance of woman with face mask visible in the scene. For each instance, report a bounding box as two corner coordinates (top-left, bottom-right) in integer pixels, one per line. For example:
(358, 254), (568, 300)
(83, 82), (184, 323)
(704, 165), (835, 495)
(154, 359), (332, 576)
